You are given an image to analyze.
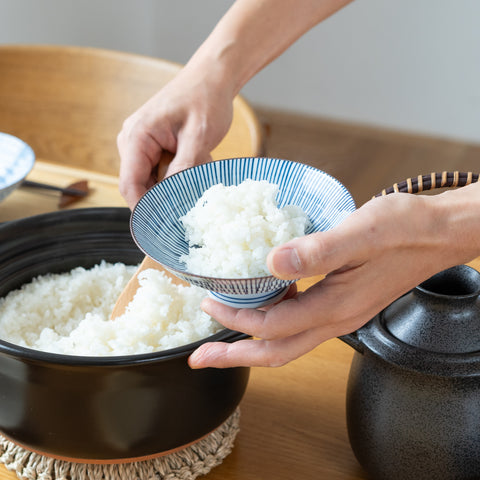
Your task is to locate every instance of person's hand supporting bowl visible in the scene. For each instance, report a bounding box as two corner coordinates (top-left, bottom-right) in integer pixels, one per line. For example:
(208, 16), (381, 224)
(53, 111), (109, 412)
(189, 185), (480, 368)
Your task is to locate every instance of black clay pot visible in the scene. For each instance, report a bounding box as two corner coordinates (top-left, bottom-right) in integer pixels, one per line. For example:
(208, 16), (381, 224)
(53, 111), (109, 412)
(340, 265), (480, 480)
(0, 208), (250, 463)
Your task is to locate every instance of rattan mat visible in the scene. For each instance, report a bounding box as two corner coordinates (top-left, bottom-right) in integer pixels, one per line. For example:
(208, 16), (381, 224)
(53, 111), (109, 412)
(0, 409), (240, 480)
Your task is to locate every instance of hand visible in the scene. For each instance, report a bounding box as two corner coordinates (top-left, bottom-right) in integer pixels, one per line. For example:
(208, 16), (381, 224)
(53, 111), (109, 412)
(117, 65), (235, 209)
(116, 0), (356, 210)
(189, 190), (477, 368)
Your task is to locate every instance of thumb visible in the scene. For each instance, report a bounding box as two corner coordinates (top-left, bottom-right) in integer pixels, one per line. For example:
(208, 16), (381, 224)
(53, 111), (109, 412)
(267, 221), (365, 280)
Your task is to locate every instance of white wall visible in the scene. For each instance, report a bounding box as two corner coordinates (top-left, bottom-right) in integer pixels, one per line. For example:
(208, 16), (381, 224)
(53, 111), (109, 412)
(1, 0), (479, 143)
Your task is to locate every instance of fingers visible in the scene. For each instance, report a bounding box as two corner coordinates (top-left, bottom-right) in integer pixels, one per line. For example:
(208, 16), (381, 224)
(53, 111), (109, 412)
(200, 294), (313, 341)
(164, 128), (213, 178)
(117, 105), (216, 208)
(188, 328), (326, 368)
(117, 117), (206, 208)
(189, 273), (387, 369)
(267, 209), (370, 280)
(266, 196), (409, 280)
(117, 127), (159, 209)
(190, 265), (393, 369)
(117, 103), (179, 209)
(117, 70), (236, 208)
(188, 288), (327, 368)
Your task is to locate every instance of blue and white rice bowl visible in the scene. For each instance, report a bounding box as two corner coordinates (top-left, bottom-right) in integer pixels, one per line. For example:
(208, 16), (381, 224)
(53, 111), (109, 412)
(0, 132), (35, 203)
(131, 157), (356, 308)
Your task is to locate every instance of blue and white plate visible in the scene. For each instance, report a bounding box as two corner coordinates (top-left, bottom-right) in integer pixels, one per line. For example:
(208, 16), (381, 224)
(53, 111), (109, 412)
(131, 157), (356, 308)
(0, 133), (35, 203)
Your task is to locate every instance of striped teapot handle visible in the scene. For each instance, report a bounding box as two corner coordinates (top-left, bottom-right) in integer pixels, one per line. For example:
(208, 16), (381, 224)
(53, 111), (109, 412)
(375, 171), (479, 197)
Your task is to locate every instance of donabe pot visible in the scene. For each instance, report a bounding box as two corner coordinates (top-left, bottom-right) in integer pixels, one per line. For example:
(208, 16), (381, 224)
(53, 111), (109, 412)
(340, 265), (480, 480)
(0, 207), (250, 463)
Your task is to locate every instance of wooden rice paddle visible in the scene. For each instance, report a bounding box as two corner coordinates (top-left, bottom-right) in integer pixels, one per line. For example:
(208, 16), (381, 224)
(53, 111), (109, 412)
(110, 152), (188, 320)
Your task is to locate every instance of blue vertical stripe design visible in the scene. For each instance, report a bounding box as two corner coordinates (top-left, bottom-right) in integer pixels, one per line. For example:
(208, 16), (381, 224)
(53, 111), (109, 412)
(131, 157), (356, 298)
(0, 133), (35, 202)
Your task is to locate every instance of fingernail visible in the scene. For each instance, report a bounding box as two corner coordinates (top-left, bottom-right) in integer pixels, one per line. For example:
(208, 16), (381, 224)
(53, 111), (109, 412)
(271, 247), (301, 276)
(188, 350), (202, 369)
(201, 297), (213, 310)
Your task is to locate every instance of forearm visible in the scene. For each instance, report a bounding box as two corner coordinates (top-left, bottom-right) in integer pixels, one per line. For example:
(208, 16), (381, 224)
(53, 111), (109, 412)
(185, 0), (353, 97)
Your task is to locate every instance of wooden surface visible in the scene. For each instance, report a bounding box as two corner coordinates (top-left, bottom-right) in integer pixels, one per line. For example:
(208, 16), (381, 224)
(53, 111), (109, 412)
(2, 163), (480, 480)
(0, 160), (125, 222)
(0, 45), (263, 177)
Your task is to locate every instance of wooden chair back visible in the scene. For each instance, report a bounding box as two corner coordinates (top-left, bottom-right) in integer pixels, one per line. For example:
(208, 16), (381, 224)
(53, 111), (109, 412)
(0, 45), (262, 176)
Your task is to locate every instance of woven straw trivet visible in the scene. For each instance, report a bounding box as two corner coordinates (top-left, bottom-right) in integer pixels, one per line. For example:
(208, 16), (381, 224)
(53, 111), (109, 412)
(0, 408), (240, 480)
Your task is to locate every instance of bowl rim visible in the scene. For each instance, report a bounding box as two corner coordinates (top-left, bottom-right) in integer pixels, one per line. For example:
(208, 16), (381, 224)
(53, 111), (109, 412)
(130, 156), (356, 285)
(0, 132), (35, 189)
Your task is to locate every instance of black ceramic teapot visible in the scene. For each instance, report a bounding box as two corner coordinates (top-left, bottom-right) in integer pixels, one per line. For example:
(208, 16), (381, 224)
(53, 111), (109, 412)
(338, 172), (480, 480)
(340, 263), (480, 479)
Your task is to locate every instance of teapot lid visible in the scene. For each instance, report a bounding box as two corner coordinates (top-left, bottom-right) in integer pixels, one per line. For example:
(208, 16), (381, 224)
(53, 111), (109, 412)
(383, 265), (480, 354)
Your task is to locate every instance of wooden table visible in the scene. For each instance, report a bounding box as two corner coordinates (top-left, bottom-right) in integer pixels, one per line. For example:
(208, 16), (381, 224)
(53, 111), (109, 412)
(0, 160), (126, 222)
(1, 163), (479, 480)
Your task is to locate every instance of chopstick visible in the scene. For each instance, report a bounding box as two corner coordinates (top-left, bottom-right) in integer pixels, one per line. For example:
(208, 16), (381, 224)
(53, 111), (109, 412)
(21, 180), (88, 197)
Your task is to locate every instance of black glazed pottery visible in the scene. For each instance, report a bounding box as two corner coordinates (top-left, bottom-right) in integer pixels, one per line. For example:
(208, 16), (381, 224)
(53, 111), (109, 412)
(340, 264), (480, 480)
(0, 207), (250, 462)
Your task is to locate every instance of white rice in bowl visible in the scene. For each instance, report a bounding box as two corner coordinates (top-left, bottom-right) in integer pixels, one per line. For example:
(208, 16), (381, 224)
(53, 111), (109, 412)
(180, 179), (309, 278)
(0, 261), (221, 356)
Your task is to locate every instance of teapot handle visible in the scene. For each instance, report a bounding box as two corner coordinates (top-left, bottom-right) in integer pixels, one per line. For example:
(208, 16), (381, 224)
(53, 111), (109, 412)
(374, 171), (478, 198)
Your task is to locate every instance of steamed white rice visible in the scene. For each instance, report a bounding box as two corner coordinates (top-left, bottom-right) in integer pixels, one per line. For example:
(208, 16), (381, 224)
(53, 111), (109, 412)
(180, 179), (309, 278)
(0, 261), (221, 356)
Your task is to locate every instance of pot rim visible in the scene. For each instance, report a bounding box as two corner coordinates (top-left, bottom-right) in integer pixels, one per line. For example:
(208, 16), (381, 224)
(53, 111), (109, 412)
(0, 205), (130, 228)
(0, 328), (249, 366)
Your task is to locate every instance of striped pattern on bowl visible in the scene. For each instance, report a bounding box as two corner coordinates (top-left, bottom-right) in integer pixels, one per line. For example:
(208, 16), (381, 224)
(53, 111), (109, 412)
(131, 157), (356, 297)
(0, 133), (35, 202)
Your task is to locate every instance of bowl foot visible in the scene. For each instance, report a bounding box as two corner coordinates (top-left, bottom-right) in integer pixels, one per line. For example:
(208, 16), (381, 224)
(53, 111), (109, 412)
(208, 286), (289, 309)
